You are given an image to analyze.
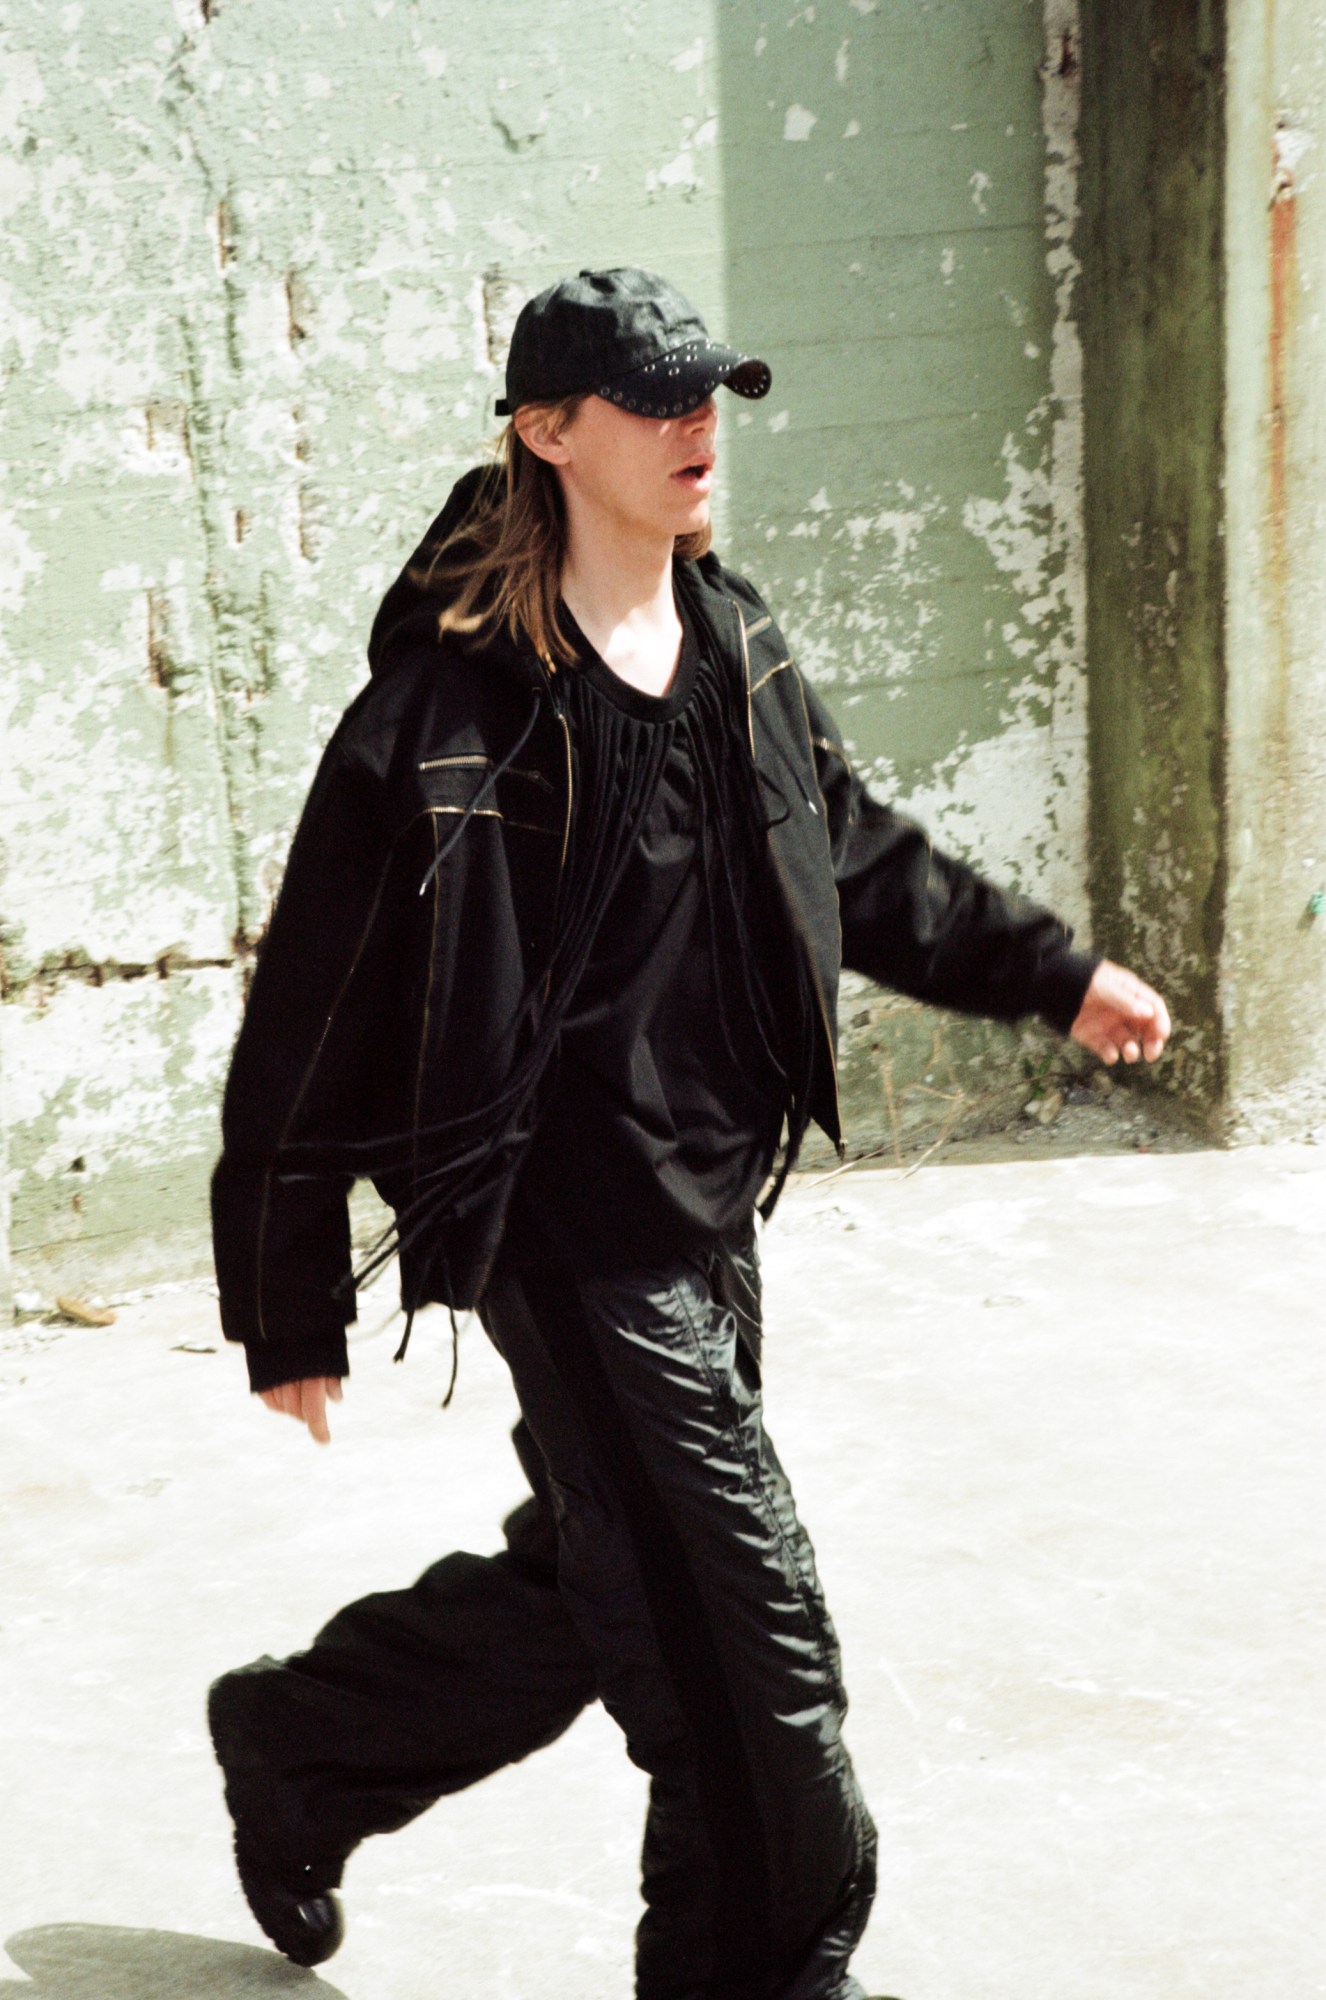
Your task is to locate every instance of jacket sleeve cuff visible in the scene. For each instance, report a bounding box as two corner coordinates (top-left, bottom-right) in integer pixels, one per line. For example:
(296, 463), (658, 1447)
(242, 1331), (350, 1394)
(1032, 942), (1101, 1037)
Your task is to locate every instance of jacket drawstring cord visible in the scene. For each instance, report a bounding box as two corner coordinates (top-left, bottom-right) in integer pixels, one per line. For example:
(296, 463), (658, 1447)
(392, 1305), (415, 1364)
(442, 1307), (460, 1407)
(319, 637), (811, 1303)
(389, 1286), (459, 1404)
(317, 689), (675, 1314)
(417, 690), (543, 898)
(296, 622), (816, 1337)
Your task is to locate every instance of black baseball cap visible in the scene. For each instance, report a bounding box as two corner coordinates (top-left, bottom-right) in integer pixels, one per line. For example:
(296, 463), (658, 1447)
(494, 266), (772, 419)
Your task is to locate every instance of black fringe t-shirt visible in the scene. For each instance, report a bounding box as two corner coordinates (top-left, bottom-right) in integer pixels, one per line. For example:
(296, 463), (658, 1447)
(512, 592), (799, 1271)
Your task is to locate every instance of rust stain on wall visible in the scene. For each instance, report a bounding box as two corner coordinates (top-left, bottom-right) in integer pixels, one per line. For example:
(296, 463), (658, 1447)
(1268, 122), (1298, 751)
(145, 588), (174, 692)
(1269, 137), (1296, 563)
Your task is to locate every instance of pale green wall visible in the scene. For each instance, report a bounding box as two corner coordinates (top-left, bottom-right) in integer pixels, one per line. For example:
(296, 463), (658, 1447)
(1, 1), (1087, 1296)
(1079, 0), (1326, 1141)
(714, 0), (1091, 1167)
(717, 1), (1087, 915)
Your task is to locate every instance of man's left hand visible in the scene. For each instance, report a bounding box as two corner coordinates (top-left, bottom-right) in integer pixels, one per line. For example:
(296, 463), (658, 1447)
(1070, 959), (1171, 1066)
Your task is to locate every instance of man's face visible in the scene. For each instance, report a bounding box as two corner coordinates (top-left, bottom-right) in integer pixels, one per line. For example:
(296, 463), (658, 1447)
(553, 392), (718, 543)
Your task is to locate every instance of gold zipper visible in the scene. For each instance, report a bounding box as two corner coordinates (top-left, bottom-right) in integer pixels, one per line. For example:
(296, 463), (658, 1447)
(750, 658), (791, 696)
(738, 603), (843, 1151)
(474, 670), (572, 1303)
(426, 804), (555, 835)
(254, 836), (399, 1343)
(413, 814), (443, 1196)
(420, 752), (554, 795)
(552, 702), (573, 899)
(739, 601), (756, 758)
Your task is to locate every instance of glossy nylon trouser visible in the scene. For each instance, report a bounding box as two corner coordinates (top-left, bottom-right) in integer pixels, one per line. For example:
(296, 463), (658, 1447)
(209, 1226), (877, 2000)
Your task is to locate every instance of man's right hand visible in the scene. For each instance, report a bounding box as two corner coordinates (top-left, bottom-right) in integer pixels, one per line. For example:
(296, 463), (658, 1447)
(1070, 958), (1171, 1066)
(258, 1376), (344, 1445)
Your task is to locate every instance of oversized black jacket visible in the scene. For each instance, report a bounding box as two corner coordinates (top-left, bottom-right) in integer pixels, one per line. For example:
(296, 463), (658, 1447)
(212, 472), (1098, 1391)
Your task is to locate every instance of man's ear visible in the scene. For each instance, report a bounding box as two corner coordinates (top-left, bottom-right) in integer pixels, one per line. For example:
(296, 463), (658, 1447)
(515, 407), (572, 466)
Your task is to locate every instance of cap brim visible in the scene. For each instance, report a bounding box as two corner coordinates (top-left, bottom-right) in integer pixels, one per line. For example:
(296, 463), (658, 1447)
(596, 340), (772, 418)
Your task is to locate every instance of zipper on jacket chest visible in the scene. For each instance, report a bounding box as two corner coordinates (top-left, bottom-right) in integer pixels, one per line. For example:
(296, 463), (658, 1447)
(736, 602), (844, 1150)
(452, 677), (571, 1309)
(541, 692), (574, 1003)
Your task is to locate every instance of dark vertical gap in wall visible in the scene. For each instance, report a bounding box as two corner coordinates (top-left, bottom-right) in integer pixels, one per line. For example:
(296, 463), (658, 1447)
(1080, 0), (1227, 1118)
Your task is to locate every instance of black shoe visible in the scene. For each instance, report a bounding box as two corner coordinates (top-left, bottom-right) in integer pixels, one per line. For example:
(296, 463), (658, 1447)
(208, 1670), (347, 1967)
(232, 1840), (345, 1968)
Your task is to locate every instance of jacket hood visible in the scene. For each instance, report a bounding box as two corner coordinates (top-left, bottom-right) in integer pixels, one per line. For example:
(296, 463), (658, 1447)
(366, 464), (519, 682)
(366, 465), (739, 694)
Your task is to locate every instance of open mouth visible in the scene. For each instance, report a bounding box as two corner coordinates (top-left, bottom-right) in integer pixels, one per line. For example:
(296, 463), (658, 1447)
(672, 459), (714, 490)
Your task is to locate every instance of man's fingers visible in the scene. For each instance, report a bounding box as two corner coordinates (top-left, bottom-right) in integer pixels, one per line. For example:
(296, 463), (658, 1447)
(1126, 995), (1171, 1061)
(296, 1378), (327, 1444)
(256, 1376), (341, 1441)
(1074, 961), (1173, 1068)
(1107, 968), (1172, 1055)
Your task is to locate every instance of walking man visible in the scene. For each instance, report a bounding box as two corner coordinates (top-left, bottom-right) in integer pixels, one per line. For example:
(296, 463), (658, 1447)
(208, 267), (1170, 2000)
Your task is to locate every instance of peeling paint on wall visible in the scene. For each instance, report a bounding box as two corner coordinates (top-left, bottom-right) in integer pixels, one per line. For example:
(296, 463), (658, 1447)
(710, 0), (1090, 1160)
(720, 0), (1087, 918)
(1, 0), (725, 1290)
(878, 4), (1087, 921)
(4, 0), (1099, 1287)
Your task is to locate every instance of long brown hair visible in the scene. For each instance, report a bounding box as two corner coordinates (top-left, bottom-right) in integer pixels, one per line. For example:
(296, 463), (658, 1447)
(416, 396), (713, 669)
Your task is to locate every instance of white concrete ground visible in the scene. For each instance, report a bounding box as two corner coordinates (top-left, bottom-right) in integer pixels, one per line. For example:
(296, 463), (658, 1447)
(1, 1145), (1322, 2000)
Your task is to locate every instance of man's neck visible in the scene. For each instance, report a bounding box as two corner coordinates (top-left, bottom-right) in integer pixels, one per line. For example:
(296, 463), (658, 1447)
(561, 518), (682, 699)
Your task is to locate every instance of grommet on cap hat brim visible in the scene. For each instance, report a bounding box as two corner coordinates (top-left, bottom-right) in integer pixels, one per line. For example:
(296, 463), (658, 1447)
(593, 340), (771, 419)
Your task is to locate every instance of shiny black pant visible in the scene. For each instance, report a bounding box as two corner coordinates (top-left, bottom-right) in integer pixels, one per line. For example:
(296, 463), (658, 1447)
(209, 1228), (876, 2000)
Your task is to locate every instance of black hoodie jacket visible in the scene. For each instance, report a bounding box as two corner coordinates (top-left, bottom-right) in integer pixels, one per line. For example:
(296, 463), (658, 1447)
(211, 470), (1098, 1392)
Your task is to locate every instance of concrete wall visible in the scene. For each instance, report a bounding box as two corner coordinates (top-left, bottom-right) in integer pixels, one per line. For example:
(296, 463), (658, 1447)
(719, 1), (1087, 917)
(716, 0), (1091, 1165)
(1223, 2), (1326, 1140)
(1080, 0), (1326, 1140)
(0, 0), (722, 1294)
(1, 1), (1088, 1297)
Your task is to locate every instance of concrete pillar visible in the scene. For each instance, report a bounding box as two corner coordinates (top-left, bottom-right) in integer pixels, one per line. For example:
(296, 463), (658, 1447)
(1081, 0), (1326, 1139)
(1080, 0), (1228, 1116)
(1224, 3), (1326, 1138)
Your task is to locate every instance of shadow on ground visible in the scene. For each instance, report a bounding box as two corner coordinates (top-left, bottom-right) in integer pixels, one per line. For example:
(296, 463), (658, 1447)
(2, 1927), (347, 1999)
